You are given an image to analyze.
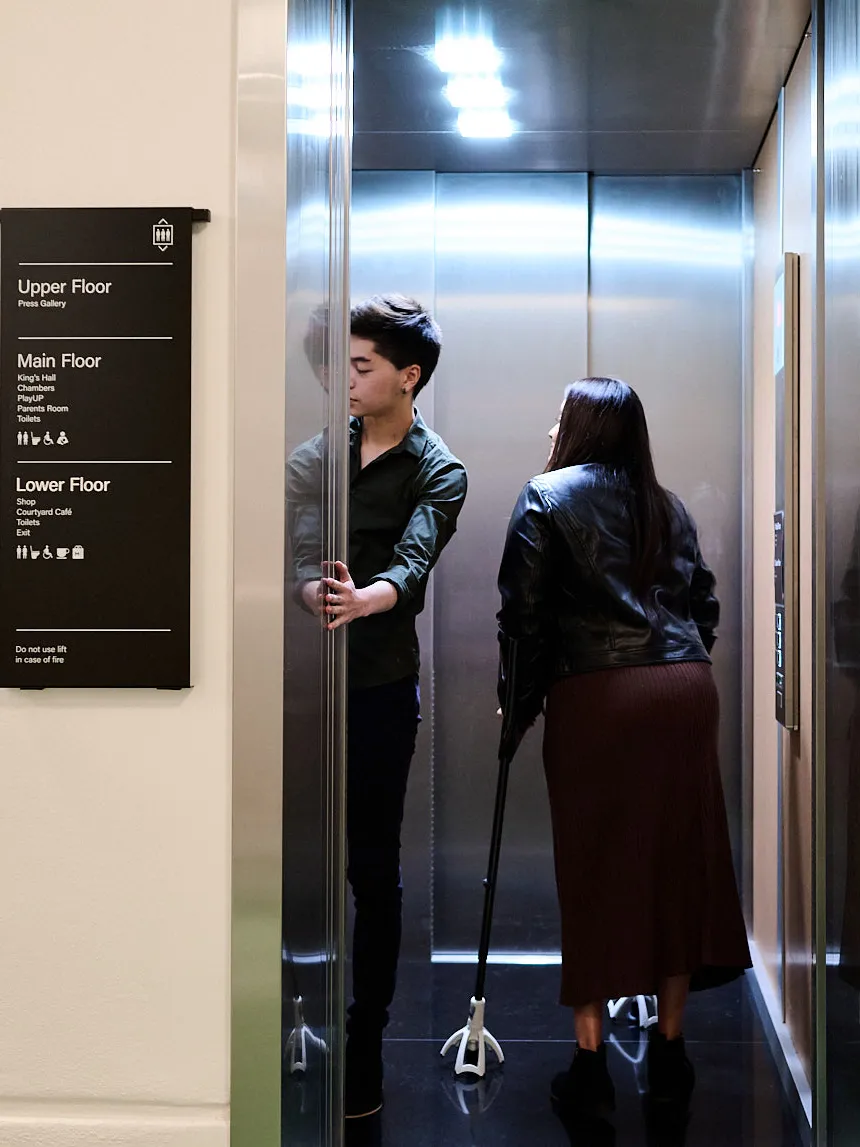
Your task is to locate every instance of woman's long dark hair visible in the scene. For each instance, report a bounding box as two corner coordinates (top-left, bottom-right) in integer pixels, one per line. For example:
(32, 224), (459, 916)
(546, 377), (673, 602)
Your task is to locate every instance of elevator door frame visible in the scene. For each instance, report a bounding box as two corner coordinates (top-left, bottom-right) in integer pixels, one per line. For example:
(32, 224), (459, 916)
(233, 0), (353, 1143)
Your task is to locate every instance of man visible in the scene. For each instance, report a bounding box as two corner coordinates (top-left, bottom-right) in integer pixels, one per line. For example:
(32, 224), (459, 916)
(290, 295), (468, 1119)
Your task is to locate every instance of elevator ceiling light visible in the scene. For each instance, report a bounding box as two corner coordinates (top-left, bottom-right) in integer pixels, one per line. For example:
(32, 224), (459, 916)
(444, 75), (509, 109)
(432, 22), (515, 141)
(432, 34), (502, 74)
(457, 109), (514, 139)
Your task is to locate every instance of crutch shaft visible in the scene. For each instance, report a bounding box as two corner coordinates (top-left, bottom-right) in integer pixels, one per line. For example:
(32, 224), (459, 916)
(475, 752), (513, 1001)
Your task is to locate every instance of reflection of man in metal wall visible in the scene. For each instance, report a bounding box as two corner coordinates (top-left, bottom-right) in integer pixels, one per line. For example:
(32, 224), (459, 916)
(834, 505), (860, 988)
(289, 296), (468, 1120)
(281, 302), (333, 1111)
(302, 302), (330, 391)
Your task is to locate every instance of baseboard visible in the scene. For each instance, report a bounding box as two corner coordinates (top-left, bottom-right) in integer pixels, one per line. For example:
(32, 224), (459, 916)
(747, 941), (812, 1143)
(0, 1106), (228, 1147)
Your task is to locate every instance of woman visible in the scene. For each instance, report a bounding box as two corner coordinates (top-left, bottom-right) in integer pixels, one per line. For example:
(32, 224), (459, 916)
(497, 378), (751, 1118)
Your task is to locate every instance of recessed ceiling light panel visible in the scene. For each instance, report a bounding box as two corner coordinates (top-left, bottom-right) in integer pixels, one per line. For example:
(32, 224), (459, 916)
(432, 20), (516, 140)
(457, 109), (515, 139)
(444, 75), (509, 110)
(432, 34), (502, 74)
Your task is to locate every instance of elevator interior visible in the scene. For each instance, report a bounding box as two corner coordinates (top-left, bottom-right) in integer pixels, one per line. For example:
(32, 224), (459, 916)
(271, 0), (857, 1144)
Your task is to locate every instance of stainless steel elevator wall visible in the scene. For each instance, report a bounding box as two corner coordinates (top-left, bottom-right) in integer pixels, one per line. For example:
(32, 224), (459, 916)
(351, 172), (437, 965)
(281, 0), (351, 1136)
(824, 2), (860, 1138)
(351, 172), (744, 960)
(432, 174), (590, 954)
(589, 176), (745, 844)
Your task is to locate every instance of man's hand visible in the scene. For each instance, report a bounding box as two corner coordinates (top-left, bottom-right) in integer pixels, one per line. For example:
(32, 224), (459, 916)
(301, 579), (325, 617)
(323, 561), (397, 631)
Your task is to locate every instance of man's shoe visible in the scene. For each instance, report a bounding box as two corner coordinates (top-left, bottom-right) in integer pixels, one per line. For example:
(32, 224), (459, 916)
(551, 1042), (616, 1119)
(345, 1030), (383, 1120)
(646, 1029), (695, 1106)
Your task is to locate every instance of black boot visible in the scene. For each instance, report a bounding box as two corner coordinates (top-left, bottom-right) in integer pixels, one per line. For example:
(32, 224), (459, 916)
(646, 1028), (695, 1106)
(551, 1042), (616, 1119)
(345, 1027), (384, 1120)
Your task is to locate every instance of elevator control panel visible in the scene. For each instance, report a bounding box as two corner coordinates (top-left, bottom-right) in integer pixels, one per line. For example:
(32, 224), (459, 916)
(774, 511), (787, 723)
(773, 253), (799, 731)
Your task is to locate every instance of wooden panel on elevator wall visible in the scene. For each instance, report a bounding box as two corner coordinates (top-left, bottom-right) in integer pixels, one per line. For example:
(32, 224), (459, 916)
(752, 119), (781, 1000)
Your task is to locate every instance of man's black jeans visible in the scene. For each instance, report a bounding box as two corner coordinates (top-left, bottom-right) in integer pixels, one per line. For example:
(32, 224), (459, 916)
(347, 675), (420, 1034)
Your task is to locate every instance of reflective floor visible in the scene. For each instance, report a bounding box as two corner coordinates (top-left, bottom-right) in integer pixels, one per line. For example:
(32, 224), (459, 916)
(825, 970), (860, 1145)
(336, 964), (806, 1147)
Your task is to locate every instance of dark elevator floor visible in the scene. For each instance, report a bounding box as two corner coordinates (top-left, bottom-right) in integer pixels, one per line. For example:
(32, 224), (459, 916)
(340, 964), (806, 1147)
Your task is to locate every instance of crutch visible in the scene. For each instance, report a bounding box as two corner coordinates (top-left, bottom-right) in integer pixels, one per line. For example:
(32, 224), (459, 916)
(441, 641), (520, 1078)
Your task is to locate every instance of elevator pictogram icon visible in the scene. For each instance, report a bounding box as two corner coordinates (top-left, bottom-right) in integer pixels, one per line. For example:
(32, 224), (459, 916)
(153, 219), (174, 251)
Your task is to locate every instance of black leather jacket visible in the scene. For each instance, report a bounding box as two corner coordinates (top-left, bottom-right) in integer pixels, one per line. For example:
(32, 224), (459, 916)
(497, 464), (718, 751)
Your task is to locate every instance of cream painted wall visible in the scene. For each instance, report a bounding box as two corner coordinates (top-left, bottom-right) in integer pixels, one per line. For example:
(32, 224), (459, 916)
(0, 3), (235, 1145)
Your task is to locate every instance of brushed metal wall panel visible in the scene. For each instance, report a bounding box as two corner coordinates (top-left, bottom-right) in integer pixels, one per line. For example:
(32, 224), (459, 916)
(782, 33), (815, 1081)
(278, 0), (351, 1140)
(823, 0), (860, 1140)
(349, 172), (746, 971)
(589, 176), (745, 859)
(432, 174), (589, 954)
(350, 172), (437, 980)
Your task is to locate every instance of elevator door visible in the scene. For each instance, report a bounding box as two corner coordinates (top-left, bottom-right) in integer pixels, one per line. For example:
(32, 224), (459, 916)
(280, 0), (351, 1143)
(351, 172), (745, 974)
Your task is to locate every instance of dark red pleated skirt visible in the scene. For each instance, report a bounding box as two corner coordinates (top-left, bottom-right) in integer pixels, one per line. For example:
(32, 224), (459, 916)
(543, 661), (752, 1007)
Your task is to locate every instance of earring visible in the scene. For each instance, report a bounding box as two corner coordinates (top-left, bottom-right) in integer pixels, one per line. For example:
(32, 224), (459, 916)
(401, 387), (409, 394)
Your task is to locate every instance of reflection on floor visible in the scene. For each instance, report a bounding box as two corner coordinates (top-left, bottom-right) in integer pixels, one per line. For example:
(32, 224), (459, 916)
(339, 964), (807, 1147)
(825, 969), (860, 1145)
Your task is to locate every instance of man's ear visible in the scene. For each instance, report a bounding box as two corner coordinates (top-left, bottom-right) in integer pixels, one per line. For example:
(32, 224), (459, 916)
(402, 363), (421, 393)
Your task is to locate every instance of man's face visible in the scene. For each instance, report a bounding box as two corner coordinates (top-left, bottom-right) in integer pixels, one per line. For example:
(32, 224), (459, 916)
(349, 336), (418, 418)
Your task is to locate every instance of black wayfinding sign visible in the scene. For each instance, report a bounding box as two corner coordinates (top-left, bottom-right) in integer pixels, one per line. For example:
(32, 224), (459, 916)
(0, 208), (199, 688)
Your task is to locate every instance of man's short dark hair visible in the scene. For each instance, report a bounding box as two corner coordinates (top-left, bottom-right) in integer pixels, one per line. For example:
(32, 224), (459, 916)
(350, 295), (442, 395)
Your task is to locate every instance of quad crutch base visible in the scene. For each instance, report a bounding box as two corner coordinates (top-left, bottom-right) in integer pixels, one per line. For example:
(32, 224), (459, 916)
(441, 996), (504, 1078)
